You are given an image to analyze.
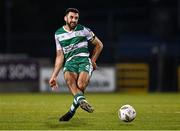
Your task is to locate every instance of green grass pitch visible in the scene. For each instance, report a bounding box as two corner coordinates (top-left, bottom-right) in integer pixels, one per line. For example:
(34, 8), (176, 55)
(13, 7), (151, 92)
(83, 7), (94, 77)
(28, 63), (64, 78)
(0, 92), (180, 130)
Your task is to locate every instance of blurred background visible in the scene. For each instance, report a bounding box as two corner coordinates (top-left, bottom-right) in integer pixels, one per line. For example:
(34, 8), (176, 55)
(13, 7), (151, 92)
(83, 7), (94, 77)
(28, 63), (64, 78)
(0, 0), (180, 93)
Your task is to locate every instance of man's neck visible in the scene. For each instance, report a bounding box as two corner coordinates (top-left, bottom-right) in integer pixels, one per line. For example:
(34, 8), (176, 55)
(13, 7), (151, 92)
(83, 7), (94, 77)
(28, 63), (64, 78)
(63, 25), (76, 32)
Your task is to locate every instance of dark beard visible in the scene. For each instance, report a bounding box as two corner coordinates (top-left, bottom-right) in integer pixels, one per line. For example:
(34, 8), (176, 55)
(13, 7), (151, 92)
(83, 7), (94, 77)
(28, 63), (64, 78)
(67, 22), (77, 30)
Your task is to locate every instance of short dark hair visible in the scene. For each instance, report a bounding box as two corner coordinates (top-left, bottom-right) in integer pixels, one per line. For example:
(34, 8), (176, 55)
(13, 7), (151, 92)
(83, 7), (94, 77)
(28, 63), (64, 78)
(65, 8), (80, 15)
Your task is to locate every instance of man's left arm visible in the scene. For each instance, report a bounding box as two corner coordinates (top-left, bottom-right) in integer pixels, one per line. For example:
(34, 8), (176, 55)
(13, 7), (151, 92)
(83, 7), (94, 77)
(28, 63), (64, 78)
(90, 36), (103, 70)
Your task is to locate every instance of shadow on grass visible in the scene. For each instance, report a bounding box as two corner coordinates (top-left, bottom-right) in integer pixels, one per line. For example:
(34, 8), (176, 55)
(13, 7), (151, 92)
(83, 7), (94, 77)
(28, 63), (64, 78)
(45, 116), (90, 130)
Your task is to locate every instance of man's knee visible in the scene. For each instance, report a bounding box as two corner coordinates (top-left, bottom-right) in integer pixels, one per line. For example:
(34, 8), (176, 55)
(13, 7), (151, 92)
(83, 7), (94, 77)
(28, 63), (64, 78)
(66, 79), (73, 86)
(77, 80), (87, 90)
(64, 76), (76, 87)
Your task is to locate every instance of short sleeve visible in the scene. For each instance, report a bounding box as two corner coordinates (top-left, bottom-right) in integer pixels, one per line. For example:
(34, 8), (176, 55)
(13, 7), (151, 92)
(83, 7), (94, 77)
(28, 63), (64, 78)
(55, 35), (62, 50)
(84, 27), (95, 41)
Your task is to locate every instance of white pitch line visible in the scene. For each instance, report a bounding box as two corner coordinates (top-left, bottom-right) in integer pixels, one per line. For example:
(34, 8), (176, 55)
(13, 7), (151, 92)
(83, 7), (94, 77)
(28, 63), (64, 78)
(174, 111), (180, 113)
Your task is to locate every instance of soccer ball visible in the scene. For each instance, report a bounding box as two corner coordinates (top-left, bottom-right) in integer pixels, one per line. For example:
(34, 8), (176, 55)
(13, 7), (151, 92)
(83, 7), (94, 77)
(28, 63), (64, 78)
(118, 104), (136, 122)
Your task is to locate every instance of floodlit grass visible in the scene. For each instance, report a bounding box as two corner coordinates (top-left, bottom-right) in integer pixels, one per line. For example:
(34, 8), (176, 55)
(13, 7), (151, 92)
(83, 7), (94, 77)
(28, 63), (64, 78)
(0, 92), (180, 130)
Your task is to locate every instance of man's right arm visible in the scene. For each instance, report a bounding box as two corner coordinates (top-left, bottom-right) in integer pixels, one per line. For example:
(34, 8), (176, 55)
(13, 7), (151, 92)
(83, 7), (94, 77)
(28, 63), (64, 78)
(49, 49), (64, 89)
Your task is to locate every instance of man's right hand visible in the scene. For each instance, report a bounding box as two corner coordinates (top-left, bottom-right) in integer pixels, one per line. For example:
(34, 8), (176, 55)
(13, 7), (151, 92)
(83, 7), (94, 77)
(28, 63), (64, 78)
(49, 77), (58, 90)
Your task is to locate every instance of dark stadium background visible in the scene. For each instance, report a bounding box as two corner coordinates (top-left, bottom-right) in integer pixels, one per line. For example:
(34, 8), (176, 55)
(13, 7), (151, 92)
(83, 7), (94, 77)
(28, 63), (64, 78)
(0, 0), (180, 92)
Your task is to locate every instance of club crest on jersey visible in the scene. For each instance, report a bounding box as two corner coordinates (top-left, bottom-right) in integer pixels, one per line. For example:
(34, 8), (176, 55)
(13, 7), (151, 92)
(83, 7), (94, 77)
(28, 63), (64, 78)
(75, 31), (81, 36)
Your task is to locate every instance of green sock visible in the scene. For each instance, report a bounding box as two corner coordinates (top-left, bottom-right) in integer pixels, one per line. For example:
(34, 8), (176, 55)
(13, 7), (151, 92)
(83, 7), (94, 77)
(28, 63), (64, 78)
(70, 98), (79, 113)
(70, 92), (86, 113)
(74, 92), (86, 104)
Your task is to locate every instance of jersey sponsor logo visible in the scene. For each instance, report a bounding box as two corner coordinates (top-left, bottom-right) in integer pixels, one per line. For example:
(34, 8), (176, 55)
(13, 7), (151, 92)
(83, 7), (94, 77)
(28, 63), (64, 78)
(63, 42), (88, 54)
(63, 44), (76, 54)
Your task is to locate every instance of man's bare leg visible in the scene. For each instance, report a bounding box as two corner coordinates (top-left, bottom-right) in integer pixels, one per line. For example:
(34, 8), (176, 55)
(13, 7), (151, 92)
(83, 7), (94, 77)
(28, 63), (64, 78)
(77, 72), (94, 113)
(59, 72), (93, 121)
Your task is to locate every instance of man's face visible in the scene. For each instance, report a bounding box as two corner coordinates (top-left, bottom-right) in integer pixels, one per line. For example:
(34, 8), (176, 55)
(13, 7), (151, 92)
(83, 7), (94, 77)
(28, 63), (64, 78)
(65, 12), (79, 29)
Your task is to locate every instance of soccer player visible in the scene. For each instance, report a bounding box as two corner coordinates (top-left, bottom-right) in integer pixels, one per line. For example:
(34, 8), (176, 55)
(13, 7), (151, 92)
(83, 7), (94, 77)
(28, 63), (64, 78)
(49, 8), (103, 121)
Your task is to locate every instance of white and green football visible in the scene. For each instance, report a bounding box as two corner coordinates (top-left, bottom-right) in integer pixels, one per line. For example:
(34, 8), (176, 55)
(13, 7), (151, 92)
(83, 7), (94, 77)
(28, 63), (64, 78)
(118, 104), (136, 122)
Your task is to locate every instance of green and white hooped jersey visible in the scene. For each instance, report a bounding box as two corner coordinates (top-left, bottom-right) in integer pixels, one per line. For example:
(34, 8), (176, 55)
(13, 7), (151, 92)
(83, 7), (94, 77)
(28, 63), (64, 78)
(55, 24), (95, 62)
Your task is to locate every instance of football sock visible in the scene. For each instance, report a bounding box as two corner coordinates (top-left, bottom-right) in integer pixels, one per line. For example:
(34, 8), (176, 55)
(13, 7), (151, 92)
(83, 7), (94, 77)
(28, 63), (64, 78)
(69, 92), (85, 113)
(60, 92), (91, 121)
(69, 97), (79, 113)
(74, 92), (94, 113)
(59, 111), (74, 121)
(74, 92), (86, 104)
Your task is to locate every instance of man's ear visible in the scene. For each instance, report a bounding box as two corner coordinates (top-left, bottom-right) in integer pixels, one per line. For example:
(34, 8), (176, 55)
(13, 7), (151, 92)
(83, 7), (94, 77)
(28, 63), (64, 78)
(64, 16), (67, 22)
